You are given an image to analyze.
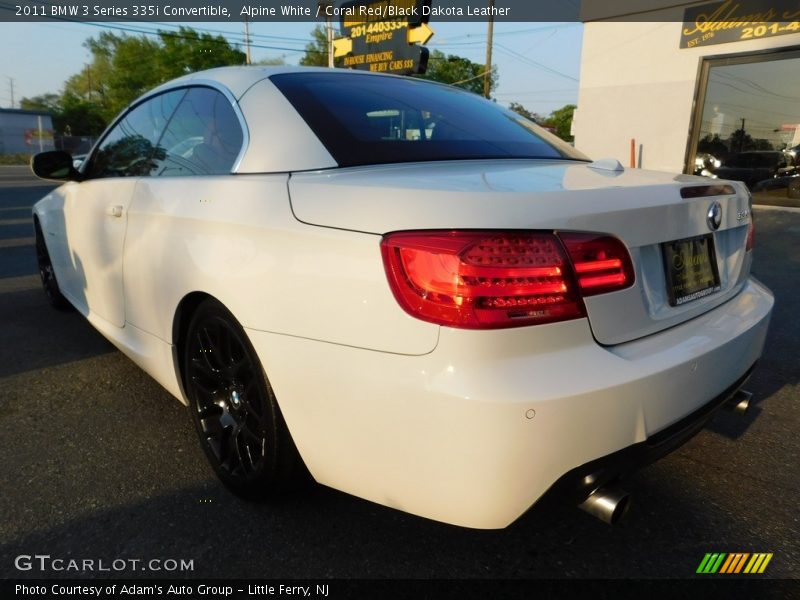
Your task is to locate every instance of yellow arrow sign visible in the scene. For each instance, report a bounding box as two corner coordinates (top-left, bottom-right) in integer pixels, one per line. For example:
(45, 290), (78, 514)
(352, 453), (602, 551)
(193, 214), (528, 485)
(333, 37), (353, 57)
(407, 22), (434, 45)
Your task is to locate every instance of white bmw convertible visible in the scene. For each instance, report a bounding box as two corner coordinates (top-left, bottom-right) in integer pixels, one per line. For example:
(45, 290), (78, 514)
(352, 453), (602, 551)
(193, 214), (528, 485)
(31, 67), (773, 529)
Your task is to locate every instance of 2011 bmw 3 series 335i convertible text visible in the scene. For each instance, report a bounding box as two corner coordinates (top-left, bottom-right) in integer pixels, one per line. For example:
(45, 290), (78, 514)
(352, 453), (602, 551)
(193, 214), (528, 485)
(31, 67), (773, 529)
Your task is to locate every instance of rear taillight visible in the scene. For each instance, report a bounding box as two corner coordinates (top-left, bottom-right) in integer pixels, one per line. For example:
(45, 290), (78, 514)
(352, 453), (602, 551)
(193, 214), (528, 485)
(559, 233), (636, 296)
(381, 230), (634, 329)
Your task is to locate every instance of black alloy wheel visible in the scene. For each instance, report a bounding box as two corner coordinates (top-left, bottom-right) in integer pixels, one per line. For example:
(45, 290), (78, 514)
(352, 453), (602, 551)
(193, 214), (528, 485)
(34, 222), (68, 309)
(184, 299), (304, 498)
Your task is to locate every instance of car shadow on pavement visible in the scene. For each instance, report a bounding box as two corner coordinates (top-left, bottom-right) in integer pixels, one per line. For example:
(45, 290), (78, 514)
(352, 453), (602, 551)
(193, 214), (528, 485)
(0, 282), (114, 379)
(0, 468), (795, 580)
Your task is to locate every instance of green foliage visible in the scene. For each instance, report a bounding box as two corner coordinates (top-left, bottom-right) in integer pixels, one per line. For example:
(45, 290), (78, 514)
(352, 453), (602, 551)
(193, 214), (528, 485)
(0, 153), (32, 165)
(416, 50), (497, 96)
(300, 25), (329, 67)
(256, 56), (286, 66)
(158, 27), (247, 80)
(58, 91), (107, 136)
(19, 94), (60, 113)
(27, 27), (246, 136)
(508, 102), (542, 124)
(542, 104), (576, 142)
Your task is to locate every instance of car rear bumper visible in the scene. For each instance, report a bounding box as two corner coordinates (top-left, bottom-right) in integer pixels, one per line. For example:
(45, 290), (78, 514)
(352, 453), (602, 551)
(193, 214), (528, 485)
(546, 363), (756, 504)
(246, 277), (773, 529)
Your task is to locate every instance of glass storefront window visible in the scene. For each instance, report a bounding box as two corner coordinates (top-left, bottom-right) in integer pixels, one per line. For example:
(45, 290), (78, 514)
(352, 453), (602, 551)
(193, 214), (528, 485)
(689, 51), (800, 197)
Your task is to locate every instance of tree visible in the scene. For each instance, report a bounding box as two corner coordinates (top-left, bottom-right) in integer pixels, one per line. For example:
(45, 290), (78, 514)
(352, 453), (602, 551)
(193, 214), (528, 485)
(508, 102), (542, 124)
(728, 128), (774, 153)
(300, 25), (330, 67)
(543, 104), (576, 142)
(57, 92), (107, 136)
(19, 93), (61, 114)
(82, 32), (162, 121)
(256, 56), (286, 66)
(417, 50), (497, 96)
(158, 27), (246, 81)
(697, 133), (729, 158)
(54, 28), (246, 132)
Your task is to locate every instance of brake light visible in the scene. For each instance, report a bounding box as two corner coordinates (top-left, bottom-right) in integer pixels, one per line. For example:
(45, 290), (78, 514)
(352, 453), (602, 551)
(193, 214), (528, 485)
(559, 233), (636, 296)
(382, 230), (635, 329)
(381, 231), (584, 329)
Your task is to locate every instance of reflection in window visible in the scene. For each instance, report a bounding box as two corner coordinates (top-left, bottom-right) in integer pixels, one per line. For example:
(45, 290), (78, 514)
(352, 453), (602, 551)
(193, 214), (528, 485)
(155, 88), (244, 176)
(272, 72), (587, 168)
(86, 90), (184, 179)
(692, 55), (800, 190)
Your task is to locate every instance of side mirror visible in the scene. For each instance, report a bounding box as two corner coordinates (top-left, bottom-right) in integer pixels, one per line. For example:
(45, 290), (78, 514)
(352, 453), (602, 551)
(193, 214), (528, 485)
(30, 151), (80, 181)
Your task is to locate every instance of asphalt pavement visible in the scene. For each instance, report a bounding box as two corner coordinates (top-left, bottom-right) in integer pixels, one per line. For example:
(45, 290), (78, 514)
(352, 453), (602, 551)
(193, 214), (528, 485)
(0, 165), (798, 583)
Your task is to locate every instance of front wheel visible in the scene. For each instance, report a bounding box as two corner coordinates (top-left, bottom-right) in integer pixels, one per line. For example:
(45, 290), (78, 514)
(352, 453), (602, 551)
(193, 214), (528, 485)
(183, 299), (305, 498)
(34, 222), (69, 310)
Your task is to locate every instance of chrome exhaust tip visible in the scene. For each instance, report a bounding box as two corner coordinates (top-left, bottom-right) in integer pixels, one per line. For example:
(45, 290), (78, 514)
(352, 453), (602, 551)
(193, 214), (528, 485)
(725, 389), (752, 416)
(578, 486), (631, 525)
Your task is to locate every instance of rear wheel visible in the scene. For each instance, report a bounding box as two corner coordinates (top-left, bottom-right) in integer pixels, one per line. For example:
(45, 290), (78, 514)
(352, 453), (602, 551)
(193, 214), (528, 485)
(183, 299), (304, 498)
(34, 222), (69, 310)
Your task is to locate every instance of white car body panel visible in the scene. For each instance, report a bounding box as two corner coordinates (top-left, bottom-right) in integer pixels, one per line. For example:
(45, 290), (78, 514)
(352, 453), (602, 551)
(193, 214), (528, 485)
(35, 179), (137, 326)
(248, 278), (771, 528)
(30, 66), (775, 529)
(122, 175), (438, 359)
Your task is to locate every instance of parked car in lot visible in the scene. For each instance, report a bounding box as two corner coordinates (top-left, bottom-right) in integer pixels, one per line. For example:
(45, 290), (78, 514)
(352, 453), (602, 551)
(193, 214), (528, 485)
(710, 150), (790, 189)
(30, 67), (773, 529)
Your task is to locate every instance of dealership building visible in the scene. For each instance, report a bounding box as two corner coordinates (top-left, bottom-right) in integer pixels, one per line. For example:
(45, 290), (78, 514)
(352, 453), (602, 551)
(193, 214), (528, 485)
(574, 0), (800, 176)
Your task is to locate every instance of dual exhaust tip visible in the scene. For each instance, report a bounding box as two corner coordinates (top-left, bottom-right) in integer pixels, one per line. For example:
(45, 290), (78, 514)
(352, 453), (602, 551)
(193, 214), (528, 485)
(577, 389), (753, 525)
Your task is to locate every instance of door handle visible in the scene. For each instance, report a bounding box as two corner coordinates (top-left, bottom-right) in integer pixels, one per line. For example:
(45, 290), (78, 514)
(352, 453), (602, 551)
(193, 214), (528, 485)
(106, 205), (123, 218)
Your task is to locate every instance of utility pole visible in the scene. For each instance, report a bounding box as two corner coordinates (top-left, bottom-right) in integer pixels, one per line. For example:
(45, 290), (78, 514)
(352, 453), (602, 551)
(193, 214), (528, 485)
(317, 1), (334, 68)
(243, 17), (252, 65)
(483, 0), (494, 99)
(6, 76), (14, 108)
(327, 14), (334, 68)
(85, 64), (92, 99)
(740, 118), (746, 152)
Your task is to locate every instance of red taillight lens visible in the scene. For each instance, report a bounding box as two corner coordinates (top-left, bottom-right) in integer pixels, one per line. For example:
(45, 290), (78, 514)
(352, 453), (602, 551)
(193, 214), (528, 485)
(746, 218), (755, 251)
(559, 233), (635, 296)
(382, 230), (636, 329)
(381, 231), (585, 329)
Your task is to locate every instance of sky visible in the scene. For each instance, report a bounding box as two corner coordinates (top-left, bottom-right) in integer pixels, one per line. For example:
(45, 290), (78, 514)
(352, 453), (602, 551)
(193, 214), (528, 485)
(0, 19), (582, 117)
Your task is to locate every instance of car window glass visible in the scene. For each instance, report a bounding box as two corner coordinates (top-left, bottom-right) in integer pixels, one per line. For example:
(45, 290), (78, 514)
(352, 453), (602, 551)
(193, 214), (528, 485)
(153, 87), (244, 177)
(271, 72), (589, 168)
(85, 90), (184, 179)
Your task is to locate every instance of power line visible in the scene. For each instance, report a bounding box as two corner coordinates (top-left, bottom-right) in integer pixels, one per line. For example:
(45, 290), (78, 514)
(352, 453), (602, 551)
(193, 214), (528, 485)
(493, 44), (578, 82)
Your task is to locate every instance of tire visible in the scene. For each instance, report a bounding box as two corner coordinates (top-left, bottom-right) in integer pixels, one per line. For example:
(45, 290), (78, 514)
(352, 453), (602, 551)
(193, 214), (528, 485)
(183, 298), (305, 498)
(34, 222), (69, 310)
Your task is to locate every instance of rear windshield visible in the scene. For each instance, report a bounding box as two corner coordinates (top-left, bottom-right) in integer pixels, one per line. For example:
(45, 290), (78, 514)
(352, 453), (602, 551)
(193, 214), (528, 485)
(271, 72), (589, 168)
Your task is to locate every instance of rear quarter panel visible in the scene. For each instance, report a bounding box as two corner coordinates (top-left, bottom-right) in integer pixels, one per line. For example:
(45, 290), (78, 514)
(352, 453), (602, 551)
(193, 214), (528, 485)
(122, 175), (438, 356)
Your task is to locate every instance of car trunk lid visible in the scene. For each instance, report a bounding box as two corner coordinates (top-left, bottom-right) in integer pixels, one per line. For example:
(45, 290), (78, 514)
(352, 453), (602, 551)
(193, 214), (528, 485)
(288, 159), (753, 345)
